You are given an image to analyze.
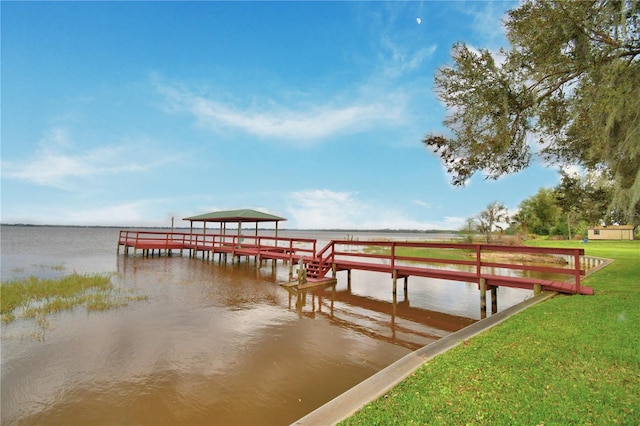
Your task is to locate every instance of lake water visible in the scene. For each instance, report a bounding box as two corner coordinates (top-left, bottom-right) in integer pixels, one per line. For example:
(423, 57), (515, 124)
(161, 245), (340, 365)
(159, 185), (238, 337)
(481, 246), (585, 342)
(1, 226), (530, 425)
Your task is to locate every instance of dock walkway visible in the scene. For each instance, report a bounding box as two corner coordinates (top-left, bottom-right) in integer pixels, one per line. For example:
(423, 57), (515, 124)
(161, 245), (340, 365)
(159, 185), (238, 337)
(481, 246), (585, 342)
(118, 231), (595, 317)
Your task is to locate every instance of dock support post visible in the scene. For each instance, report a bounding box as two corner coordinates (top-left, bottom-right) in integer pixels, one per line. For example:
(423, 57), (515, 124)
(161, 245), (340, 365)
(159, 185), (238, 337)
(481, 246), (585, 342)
(297, 257), (307, 285)
(491, 287), (497, 314)
(347, 269), (352, 289)
(404, 277), (409, 301)
(332, 263), (337, 279)
(533, 283), (542, 295)
(480, 278), (487, 319)
(392, 269), (398, 295)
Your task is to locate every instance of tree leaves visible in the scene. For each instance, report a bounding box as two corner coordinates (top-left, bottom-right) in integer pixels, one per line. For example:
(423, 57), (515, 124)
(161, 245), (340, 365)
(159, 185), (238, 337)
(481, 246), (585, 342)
(425, 0), (640, 223)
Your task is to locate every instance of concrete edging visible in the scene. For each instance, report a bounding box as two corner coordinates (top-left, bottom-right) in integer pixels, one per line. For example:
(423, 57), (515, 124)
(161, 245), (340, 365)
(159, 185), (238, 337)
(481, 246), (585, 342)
(292, 291), (558, 425)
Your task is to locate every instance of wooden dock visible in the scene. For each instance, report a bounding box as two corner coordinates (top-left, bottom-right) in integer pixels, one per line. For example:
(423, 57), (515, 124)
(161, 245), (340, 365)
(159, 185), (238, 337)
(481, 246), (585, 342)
(118, 231), (594, 317)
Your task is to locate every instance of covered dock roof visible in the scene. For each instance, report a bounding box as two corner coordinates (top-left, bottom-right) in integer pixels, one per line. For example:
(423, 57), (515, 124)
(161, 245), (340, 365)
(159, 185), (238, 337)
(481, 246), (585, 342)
(183, 209), (286, 236)
(184, 209), (286, 224)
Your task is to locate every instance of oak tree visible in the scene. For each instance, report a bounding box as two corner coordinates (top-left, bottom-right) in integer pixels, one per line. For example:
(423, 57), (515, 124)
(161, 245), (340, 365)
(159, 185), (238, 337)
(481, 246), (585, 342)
(477, 201), (509, 243)
(425, 0), (640, 223)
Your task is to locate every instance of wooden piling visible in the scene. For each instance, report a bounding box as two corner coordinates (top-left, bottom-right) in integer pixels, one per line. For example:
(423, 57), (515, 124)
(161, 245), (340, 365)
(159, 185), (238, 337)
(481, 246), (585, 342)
(491, 287), (497, 314)
(480, 278), (487, 319)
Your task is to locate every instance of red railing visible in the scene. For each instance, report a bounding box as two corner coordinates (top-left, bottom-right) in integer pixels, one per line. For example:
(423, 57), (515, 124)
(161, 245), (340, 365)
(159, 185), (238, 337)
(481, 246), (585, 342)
(118, 230), (317, 262)
(118, 231), (589, 294)
(313, 240), (586, 292)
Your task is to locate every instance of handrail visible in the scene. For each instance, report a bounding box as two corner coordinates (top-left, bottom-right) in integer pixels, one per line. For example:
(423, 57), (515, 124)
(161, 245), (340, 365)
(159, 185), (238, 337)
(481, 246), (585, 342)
(118, 230), (318, 259)
(312, 240), (585, 288)
(118, 231), (586, 291)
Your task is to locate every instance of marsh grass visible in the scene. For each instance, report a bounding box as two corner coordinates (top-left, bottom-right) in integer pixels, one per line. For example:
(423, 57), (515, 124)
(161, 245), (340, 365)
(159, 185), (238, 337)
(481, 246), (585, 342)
(341, 240), (639, 425)
(1, 273), (147, 322)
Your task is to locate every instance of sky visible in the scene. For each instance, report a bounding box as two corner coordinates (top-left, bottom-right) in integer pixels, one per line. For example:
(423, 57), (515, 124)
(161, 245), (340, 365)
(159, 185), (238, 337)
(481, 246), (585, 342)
(1, 1), (563, 230)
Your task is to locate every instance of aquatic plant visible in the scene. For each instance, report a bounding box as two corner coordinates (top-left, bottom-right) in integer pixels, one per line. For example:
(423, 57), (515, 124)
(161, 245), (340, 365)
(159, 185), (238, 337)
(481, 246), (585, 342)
(1, 273), (146, 322)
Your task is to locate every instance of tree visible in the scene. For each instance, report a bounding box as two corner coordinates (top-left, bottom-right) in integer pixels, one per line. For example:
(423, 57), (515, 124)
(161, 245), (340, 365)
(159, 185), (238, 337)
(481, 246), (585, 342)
(460, 217), (478, 243)
(477, 201), (509, 243)
(554, 170), (610, 227)
(515, 188), (562, 236)
(424, 0), (640, 224)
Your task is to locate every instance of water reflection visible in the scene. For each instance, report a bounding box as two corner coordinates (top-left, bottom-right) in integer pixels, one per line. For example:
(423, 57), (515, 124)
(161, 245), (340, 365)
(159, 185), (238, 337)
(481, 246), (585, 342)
(2, 254), (513, 425)
(285, 285), (476, 350)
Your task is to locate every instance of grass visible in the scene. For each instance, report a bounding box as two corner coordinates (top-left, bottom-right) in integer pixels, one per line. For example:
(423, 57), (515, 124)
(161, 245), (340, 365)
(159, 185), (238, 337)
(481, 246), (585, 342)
(363, 244), (475, 262)
(1, 273), (147, 323)
(341, 240), (639, 425)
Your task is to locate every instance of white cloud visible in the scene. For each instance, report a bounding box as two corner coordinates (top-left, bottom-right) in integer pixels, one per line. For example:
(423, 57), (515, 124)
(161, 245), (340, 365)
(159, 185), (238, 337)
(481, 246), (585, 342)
(286, 189), (454, 230)
(382, 44), (437, 78)
(437, 216), (467, 230)
(1, 128), (176, 189)
(560, 164), (582, 178)
(1, 198), (174, 227)
(413, 199), (432, 208)
(63, 201), (154, 226)
(156, 82), (408, 144)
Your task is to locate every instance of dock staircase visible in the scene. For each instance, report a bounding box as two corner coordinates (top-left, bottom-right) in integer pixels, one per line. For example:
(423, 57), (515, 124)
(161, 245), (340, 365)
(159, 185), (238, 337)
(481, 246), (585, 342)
(305, 258), (332, 280)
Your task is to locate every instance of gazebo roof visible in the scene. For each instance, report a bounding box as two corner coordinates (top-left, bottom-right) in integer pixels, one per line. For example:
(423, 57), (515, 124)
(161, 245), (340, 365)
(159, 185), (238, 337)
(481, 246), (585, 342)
(183, 209), (286, 223)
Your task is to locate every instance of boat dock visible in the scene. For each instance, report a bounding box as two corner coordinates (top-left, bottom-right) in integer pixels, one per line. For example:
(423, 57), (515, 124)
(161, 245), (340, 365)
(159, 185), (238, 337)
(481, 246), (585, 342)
(118, 229), (595, 318)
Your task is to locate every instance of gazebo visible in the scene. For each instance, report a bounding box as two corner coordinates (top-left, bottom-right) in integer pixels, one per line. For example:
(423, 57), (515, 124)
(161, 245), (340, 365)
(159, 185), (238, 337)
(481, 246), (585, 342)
(183, 208), (287, 238)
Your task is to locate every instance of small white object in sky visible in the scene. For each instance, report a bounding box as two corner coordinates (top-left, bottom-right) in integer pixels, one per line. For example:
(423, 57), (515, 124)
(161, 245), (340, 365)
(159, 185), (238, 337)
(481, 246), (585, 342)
(416, 17), (422, 25)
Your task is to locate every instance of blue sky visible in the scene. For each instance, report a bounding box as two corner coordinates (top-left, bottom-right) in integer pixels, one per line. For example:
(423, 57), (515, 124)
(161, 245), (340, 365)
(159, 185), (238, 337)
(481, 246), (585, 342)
(1, 1), (561, 229)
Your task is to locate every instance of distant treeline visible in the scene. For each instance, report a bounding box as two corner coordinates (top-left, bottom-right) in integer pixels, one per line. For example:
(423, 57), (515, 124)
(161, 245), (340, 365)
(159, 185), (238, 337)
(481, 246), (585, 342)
(1, 224), (458, 233)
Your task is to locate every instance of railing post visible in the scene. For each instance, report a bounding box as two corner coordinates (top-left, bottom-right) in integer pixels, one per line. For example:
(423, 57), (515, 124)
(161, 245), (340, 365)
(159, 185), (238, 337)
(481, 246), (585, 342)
(574, 249), (581, 294)
(392, 268), (398, 295)
(480, 278), (487, 319)
(289, 239), (294, 264)
(391, 242), (396, 272)
(133, 231), (139, 257)
(476, 244), (482, 282)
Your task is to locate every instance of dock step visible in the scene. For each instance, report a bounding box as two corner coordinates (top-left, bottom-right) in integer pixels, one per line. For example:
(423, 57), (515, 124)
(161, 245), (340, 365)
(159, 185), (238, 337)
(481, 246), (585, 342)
(279, 277), (337, 290)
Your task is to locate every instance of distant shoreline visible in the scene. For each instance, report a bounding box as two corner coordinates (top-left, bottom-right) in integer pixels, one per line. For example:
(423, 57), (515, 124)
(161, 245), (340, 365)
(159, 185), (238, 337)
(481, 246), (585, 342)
(0, 223), (458, 234)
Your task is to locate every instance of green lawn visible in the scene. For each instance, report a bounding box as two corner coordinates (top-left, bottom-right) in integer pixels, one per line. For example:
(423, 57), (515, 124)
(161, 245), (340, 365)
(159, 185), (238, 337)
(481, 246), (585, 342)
(341, 240), (639, 425)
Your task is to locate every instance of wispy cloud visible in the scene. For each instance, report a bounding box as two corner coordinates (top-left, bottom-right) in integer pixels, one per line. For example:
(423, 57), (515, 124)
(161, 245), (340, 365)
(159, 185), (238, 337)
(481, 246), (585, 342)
(156, 81), (408, 144)
(413, 199), (433, 208)
(286, 189), (451, 229)
(380, 36), (437, 78)
(63, 201), (154, 226)
(1, 128), (176, 189)
(463, 1), (509, 49)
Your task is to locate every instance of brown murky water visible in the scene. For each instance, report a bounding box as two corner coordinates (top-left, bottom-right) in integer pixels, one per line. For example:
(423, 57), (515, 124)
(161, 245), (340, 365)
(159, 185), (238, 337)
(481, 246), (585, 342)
(1, 227), (531, 425)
